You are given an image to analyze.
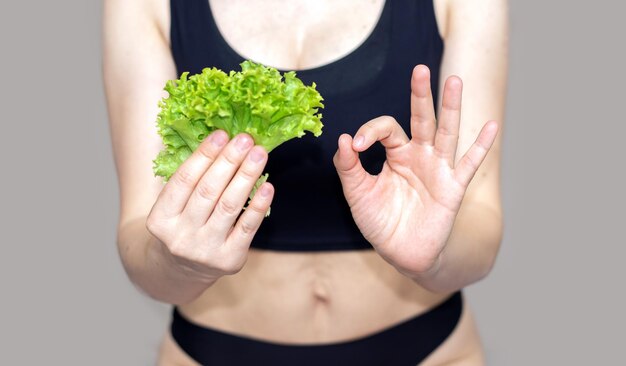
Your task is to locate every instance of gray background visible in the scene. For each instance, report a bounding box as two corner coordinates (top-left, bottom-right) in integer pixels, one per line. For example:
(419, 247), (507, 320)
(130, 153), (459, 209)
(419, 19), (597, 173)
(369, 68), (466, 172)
(1, 0), (624, 364)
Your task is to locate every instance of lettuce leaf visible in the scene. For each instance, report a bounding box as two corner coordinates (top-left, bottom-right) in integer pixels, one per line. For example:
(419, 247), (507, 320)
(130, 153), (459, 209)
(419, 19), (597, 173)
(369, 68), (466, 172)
(153, 60), (324, 182)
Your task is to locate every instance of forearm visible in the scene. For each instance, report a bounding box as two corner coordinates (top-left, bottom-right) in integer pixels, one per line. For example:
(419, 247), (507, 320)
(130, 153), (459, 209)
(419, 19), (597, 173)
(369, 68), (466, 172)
(117, 216), (217, 305)
(411, 202), (503, 293)
(408, 0), (508, 293)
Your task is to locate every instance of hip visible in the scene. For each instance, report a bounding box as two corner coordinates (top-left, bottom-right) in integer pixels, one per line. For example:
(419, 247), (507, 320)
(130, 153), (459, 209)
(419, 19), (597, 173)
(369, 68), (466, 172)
(159, 296), (484, 366)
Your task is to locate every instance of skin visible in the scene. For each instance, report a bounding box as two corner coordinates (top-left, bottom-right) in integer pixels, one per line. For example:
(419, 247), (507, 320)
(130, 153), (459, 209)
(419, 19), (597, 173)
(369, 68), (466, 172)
(102, 0), (508, 365)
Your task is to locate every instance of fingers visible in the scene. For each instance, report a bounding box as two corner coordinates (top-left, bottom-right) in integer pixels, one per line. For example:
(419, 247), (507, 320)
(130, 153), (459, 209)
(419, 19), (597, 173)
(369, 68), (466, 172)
(206, 145), (269, 237)
(153, 130), (229, 218)
(336, 116), (406, 192)
(180, 133), (256, 227)
(351, 116), (410, 152)
(454, 120), (499, 188)
(434, 76), (463, 167)
(333, 134), (373, 194)
(410, 65), (437, 146)
(227, 182), (275, 250)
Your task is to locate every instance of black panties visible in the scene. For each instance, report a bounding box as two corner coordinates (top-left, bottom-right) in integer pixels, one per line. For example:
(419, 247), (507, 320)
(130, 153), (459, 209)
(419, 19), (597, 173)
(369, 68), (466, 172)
(170, 291), (462, 366)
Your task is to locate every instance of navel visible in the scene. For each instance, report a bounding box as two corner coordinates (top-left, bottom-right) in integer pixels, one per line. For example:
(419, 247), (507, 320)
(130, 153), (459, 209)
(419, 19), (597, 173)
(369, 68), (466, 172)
(311, 277), (331, 305)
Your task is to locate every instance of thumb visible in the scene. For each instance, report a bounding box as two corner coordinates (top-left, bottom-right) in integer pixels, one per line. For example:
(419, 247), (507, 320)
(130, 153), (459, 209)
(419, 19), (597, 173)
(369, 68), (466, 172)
(333, 134), (373, 193)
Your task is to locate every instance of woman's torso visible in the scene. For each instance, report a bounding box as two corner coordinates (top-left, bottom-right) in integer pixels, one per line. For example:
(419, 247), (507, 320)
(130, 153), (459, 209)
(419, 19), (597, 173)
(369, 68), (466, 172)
(152, 0), (485, 364)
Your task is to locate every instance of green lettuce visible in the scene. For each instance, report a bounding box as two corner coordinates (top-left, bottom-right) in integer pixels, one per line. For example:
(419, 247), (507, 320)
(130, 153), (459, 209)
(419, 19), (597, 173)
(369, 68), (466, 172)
(152, 60), (324, 182)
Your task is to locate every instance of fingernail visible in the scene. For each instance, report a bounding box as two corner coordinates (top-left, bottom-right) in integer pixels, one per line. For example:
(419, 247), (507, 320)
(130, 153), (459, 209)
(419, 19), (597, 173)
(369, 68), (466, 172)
(236, 135), (253, 151)
(249, 147), (265, 163)
(353, 135), (364, 148)
(259, 184), (272, 197)
(210, 131), (228, 147)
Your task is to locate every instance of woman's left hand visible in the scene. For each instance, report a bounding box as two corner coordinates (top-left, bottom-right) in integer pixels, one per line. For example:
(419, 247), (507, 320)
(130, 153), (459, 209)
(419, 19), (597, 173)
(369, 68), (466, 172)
(333, 65), (499, 278)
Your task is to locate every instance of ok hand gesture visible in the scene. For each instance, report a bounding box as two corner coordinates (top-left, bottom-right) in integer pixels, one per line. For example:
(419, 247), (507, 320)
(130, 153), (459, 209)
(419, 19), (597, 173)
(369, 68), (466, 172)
(333, 65), (499, 277)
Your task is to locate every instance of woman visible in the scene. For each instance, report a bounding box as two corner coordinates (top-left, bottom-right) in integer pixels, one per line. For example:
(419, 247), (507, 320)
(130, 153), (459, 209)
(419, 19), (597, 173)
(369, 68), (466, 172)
(103, 0), (508, 364)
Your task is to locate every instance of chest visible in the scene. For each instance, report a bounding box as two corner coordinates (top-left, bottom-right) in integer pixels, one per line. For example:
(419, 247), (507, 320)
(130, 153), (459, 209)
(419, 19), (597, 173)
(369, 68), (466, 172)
(208, 0), (387, 70)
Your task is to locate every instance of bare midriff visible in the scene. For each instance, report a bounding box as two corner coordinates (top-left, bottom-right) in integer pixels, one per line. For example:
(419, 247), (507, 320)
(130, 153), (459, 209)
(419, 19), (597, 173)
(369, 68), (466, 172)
(158, 250), (485, 365)
(181, 249), (445, 343)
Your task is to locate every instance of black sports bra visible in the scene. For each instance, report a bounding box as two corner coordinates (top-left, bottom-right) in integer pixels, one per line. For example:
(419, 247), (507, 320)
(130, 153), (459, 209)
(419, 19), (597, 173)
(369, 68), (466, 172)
(170, 0), (444, 251)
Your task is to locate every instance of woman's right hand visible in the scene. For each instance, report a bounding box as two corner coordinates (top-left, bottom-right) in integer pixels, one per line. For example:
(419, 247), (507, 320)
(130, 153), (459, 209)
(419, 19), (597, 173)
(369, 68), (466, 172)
(146, 130), (274, 283)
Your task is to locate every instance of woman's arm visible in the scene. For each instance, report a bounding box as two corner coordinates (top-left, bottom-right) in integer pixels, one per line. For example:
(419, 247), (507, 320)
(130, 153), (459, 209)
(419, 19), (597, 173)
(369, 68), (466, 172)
(103, 0), (201, 303)
(333, 0), (508, 293)
(104, 0), (274, 305)
(413, 0), (509, 292)
(103, 0), (212, 304)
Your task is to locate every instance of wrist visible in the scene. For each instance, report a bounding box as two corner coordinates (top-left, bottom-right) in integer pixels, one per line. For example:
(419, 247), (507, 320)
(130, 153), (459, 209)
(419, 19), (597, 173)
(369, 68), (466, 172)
(151, 236), (220, 286)
(392, 249), (444, 293)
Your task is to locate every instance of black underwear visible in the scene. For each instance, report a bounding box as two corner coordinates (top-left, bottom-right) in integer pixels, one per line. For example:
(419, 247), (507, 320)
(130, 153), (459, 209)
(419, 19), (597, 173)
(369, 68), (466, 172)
(170, 291), (462, 366)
